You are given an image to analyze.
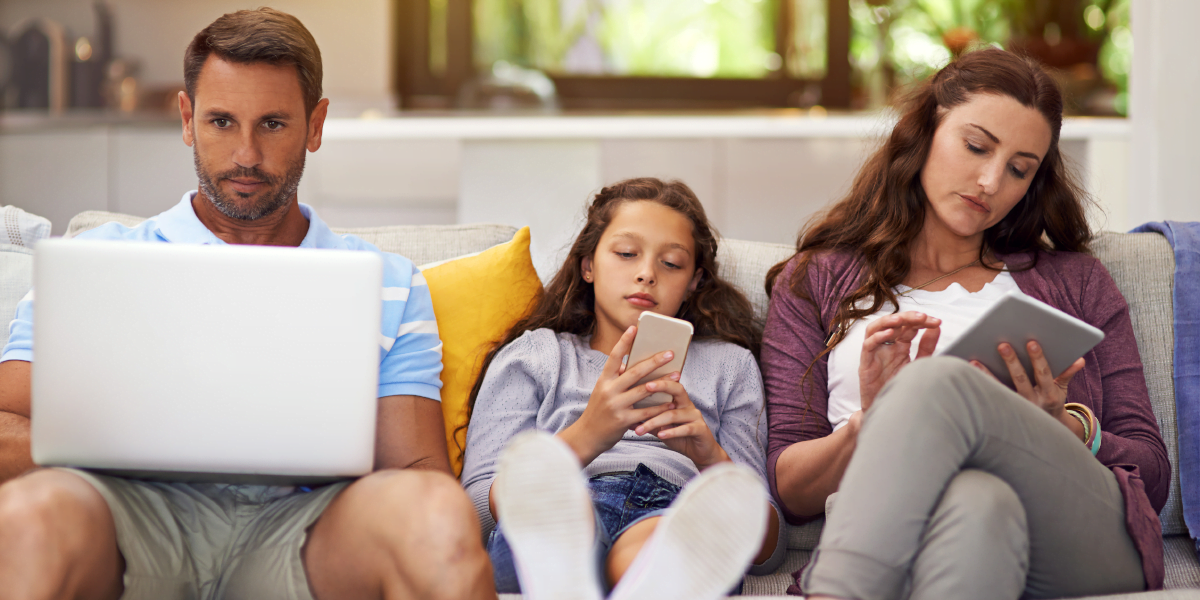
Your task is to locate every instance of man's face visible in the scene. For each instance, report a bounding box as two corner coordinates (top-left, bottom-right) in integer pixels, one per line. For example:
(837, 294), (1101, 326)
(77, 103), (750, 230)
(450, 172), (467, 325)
(181, 57), (323, 221)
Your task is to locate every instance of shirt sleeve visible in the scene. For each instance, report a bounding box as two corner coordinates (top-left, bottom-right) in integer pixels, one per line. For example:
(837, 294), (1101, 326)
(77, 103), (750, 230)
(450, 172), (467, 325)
(459, 331), (549, 537)
(1, 290), (33, 363)
(377, 260), (444, 401)
(761, 256), (836, 523)
(713, 347), (787, 575)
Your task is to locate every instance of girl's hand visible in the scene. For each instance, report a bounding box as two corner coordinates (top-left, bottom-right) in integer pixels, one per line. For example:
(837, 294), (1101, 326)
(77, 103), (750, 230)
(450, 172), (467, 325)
(559, 325), (676, 466)
(632, 378), (730, 469)
(969, 341), (1085, 419)
(859, 312), (941, 410)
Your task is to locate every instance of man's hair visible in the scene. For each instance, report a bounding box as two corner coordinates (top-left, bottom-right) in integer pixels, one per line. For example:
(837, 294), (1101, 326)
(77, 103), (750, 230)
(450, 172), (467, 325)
(184, 7), (323, 117)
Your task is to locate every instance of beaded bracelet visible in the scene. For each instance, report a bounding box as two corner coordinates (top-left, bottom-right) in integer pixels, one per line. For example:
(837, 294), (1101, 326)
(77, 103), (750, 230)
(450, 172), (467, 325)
(1065, 402), (1102, 456)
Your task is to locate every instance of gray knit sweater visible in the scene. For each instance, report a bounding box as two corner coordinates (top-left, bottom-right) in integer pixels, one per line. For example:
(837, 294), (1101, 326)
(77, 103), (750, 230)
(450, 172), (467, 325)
(460, 328), (785, 572)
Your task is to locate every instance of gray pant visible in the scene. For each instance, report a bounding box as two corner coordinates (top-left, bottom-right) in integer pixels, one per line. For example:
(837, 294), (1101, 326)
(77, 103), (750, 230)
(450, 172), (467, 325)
(801, 357), (1146, 600)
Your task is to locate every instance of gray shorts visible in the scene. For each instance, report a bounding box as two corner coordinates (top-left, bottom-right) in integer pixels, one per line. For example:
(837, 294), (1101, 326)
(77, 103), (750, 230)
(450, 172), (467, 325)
(61, 468), (350, 600)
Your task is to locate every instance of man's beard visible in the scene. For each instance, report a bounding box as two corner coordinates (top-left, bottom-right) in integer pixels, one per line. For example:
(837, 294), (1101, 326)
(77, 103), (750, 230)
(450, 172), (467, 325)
(194, 148), (306, 221)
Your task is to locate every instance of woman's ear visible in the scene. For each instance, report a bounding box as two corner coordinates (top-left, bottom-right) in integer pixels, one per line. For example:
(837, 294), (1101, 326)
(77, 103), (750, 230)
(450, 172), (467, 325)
(581, 256), (594, 283)
(688, 268), (703, 293)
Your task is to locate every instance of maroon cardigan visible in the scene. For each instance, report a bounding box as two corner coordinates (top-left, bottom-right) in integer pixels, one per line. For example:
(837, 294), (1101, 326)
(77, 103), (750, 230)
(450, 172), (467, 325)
(762, 249), (1170, 590)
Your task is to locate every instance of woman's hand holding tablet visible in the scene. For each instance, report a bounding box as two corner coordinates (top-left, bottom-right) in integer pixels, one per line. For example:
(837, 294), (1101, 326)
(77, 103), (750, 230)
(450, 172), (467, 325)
(938, 291), (1103, 422)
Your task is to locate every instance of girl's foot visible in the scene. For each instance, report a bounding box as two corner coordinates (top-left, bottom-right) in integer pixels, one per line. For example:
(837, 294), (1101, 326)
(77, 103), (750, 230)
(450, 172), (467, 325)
(494, 430), (603, 600)
(608, 462), (768, 600)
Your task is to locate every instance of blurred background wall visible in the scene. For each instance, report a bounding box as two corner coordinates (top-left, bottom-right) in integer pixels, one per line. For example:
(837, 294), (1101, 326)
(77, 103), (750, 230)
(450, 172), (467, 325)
(0, 0), (1183, 275)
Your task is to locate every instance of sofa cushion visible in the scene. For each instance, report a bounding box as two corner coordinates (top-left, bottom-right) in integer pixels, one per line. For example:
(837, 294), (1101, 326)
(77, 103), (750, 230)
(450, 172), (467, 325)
(2, 205), (51, 248)
(1093, 232), (1185, 537)
(0, 244), (34, 349)
(715, 238), (794, 329)
(420, 228), (542, 476)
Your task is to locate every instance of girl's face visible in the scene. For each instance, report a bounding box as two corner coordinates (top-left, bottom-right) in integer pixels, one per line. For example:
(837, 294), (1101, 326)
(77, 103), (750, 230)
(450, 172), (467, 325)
(919, 93), (1053, 243)
(582, 200), (703, 341)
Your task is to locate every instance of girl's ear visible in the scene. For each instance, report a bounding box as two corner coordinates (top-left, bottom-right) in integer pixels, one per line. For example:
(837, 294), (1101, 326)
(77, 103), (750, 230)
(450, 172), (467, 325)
(581, 256), (594, 283)
(688, 268), (703, 293)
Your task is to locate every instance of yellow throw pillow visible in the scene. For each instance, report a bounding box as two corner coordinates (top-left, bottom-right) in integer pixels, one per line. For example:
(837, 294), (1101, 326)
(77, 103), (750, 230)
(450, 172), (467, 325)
(421, 227), (542, 476)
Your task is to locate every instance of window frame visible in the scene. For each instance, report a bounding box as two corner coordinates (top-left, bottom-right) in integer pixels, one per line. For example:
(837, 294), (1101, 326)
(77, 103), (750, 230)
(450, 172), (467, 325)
(394, 0), (852, 110)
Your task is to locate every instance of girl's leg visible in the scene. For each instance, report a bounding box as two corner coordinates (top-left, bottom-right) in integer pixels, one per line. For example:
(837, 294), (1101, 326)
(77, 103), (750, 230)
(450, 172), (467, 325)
(490, 432), (606, 600)
(803, 357), (1144, 600)
(605, 516), (661, 586)
(607, 463), (767, 600)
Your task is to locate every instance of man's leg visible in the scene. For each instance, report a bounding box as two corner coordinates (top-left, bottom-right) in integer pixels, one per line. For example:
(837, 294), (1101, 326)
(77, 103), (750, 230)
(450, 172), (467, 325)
(0, 469), (124, 600)
(303, 469), (495, 600)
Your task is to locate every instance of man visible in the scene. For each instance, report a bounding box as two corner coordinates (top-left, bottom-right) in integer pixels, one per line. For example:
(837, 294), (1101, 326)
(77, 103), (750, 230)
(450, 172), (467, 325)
(0, 9), (494, 600)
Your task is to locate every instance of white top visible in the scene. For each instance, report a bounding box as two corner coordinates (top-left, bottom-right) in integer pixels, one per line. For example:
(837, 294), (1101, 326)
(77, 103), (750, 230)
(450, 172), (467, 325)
(825, 270), (1020, 431)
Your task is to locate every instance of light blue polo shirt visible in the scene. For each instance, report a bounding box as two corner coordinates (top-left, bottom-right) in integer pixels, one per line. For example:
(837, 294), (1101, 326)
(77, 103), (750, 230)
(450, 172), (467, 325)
(2, 192), (443, 402)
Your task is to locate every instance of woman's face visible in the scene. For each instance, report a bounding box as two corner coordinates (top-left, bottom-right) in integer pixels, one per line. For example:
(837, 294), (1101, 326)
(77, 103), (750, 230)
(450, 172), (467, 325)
(920, 93), (1053, 242)
(582, 200), (703, 338)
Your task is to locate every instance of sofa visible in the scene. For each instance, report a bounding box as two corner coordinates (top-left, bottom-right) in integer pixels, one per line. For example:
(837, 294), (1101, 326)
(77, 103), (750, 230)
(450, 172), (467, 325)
(0, 208), (1196, 599)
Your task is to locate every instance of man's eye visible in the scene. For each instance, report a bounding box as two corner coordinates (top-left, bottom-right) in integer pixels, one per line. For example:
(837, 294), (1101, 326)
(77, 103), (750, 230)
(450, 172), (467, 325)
(264, 121), (283, 130)
(213, 118), (230, 128)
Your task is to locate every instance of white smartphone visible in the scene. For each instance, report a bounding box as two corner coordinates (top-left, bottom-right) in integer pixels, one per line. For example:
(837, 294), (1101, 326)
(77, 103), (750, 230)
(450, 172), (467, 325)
(938, 291), (1105, 387)
(627, 311), (694, 409)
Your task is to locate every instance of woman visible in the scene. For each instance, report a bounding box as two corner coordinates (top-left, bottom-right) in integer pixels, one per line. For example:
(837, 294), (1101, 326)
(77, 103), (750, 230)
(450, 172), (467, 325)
(763, 48), (1168, 600)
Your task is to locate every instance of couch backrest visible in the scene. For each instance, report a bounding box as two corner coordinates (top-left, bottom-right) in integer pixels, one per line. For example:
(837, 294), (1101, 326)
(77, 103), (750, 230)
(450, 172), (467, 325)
(64, 211), (519, 267)
(61, 212), (1188, 537)
(1092, 232), (1183, 535)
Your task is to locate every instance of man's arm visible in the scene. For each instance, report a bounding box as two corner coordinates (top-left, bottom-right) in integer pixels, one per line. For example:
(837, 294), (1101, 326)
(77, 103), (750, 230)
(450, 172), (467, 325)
(374, 394), (451, 475)
(0, 360), (33, 483)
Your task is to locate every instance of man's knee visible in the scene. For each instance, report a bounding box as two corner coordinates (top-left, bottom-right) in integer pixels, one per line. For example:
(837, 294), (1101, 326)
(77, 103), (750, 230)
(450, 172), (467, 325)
(0, 470), (112, 558)
(350, 470), (481, 547)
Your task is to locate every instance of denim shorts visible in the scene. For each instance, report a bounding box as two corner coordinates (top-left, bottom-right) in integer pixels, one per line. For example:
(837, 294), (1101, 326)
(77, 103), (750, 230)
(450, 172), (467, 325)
(488, 463), (681, 593)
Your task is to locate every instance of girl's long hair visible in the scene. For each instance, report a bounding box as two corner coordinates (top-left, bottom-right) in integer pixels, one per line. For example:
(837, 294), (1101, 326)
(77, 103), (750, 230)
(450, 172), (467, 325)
(765, 48), (1092, 356)
(466, 177), (758, 421)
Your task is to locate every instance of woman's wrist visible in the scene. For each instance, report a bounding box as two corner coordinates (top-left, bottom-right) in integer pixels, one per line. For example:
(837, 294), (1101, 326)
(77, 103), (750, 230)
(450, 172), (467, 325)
(1059, 408), (1087, 441)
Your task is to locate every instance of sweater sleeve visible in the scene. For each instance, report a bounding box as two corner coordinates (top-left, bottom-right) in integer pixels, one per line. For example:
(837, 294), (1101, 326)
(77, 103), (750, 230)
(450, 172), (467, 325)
(761, 256), (836, 524)
(711, 347), (786, 574)
(1081, 260), (1172, 512)
(459, 331), (550, 538)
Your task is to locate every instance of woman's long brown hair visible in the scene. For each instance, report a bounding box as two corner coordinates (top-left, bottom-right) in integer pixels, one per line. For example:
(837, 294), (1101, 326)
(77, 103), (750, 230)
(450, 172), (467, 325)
(463, 178), (758, 436)
(765, 48), (1093, 359)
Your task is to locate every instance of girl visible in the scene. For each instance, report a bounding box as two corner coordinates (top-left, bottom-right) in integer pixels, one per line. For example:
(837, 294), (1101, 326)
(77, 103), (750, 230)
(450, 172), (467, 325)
(460, 178), (785, 600)
(764, 48), (1167, 599)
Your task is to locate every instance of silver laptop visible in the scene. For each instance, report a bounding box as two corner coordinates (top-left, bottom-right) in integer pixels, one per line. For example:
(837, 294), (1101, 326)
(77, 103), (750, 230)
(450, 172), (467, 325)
(30, 238), (383, 484)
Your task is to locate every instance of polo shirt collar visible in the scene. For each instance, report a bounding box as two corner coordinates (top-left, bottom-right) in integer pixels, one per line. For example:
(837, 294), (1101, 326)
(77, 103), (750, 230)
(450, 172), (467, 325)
(154, 191), (344, 249)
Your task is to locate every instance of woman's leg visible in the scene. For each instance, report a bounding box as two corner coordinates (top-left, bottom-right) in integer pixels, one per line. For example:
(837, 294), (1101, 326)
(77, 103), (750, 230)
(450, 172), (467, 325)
(803, 357), (1144, 600)
(907, 470), (1029, 600)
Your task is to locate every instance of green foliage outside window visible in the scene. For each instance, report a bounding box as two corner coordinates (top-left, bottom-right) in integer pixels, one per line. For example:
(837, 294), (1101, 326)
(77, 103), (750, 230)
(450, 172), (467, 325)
(474, 0), (778, 78)
(471, 0), (1131, 114)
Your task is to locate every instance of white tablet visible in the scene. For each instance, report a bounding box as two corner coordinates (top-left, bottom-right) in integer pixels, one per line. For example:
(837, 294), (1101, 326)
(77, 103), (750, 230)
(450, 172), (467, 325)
(938, 291), (1104, 387)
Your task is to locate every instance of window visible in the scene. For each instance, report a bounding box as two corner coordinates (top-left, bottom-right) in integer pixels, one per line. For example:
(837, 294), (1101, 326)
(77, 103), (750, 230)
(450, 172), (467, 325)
(395, 0), (1129, 114)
